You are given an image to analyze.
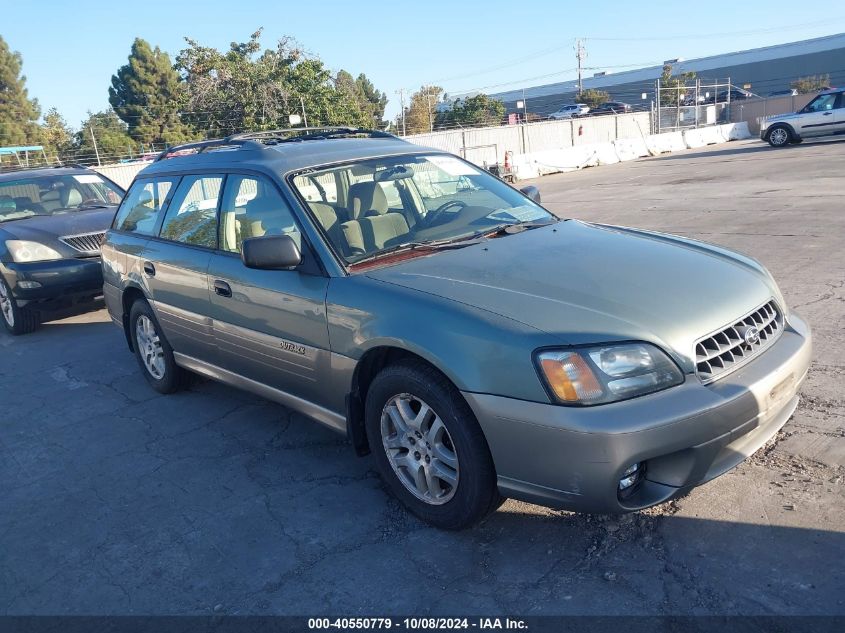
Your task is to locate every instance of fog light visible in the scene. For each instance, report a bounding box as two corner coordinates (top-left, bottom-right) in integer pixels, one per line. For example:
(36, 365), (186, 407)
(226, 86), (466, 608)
(618, 462), (642, 491)
(18, 281), (42, 289)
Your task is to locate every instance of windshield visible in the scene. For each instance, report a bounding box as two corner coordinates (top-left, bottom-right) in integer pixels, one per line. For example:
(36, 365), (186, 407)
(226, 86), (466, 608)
(0, 173), (124, 224)
(292, 153), (554, 265)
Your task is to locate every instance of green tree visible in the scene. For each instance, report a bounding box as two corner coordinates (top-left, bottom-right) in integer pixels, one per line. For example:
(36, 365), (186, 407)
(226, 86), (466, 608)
(443, 93), (506, 128)
(790, 74), (830, 94)
(109, 38), (195, 146)
(336, 70), (388, 128)
(40, 107), (73, 160)
(659, 64), (696, 107)
(175, 29), (370, 137)
(575, 88), (610, 109)
(401, 85), (442, 135)
(74, 110), (135, 164)
(0, 35), (41, 152)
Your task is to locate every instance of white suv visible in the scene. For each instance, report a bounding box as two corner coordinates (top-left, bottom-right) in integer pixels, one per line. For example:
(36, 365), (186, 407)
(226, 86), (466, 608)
(548, 103), (590, 120)
(761, 89), (845, 147)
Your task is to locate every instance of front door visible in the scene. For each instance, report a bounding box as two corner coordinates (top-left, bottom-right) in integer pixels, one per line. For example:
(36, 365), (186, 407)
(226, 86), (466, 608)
(206, 173), (332, 409)
(143, 173), (223, 362)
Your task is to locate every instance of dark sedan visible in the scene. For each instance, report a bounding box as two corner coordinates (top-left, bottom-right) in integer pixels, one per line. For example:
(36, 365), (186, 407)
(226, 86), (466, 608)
(590, 101), (633, 115)
(0, 166), (124, 334)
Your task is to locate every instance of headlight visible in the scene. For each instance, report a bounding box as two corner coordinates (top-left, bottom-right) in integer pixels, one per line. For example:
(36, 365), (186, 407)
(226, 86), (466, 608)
(536, 342), (684, 405)
(6, 240), (63, 263)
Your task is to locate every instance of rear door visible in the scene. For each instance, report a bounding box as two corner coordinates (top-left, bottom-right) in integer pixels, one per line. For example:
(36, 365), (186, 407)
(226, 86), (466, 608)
(142, 173), (223, 362)
(206, 173), (333, 409)
(105, 176), (177, 323)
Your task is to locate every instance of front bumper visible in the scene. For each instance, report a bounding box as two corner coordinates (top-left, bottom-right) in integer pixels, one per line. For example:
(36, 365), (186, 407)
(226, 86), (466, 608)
(0, 257), (104, 309)
(463, 311), (812, 513)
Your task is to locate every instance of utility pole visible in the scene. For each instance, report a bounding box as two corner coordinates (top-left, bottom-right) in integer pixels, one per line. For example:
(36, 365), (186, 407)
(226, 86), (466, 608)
(398, 88), (407, 136)
(575, 38), (586, 95)
(89, 126), (101, 166)
(300, 96), (308, 127)
(425, 93), (434, 133)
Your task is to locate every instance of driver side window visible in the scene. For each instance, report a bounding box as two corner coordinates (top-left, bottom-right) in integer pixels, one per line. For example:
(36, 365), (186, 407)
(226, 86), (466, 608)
(805, 94), (836, 112)
(219, 175), (302, 254)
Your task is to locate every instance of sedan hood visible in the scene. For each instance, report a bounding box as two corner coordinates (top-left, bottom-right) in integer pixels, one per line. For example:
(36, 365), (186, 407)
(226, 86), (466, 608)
(0, 207), (116, 243)
(365, 220), (779, 371)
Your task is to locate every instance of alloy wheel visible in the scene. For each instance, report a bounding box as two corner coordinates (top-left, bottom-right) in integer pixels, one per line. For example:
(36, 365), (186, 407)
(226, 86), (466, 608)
(0, 281), (14, 327)
(380, 393), (459, 505)
(770, 128), (789, 146)
(135, 314), (165, 379)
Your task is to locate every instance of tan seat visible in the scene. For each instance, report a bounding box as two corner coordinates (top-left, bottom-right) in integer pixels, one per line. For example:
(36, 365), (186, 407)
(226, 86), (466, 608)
(310, 202), (352, 256)
(345, 182), (410, 253)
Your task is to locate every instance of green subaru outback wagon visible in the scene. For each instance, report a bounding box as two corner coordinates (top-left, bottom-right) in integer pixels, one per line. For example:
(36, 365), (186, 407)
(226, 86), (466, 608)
(101, 127), (811, 529)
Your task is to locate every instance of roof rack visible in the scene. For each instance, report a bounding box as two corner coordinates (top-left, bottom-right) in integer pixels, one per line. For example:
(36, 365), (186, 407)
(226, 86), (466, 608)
(154, 127), (401, 162)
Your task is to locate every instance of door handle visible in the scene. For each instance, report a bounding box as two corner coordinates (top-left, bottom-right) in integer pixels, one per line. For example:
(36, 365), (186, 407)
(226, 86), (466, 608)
(823, 111), (833, 116)
(213, 280), (232, 298)
(143, 261), (155, 277)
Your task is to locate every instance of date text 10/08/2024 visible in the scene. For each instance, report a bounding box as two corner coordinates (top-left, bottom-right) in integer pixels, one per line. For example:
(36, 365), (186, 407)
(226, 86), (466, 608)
(308, 618), (529, 630)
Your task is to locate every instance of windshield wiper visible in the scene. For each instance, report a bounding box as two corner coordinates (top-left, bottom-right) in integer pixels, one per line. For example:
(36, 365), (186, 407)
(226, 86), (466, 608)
(464, 218), (559, 241)
(76, 203), (110, 210)
(350, 237), (483, 266)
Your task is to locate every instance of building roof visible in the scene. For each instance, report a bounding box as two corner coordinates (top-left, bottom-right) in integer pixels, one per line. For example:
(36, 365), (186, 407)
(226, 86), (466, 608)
(489, 32), (845, 102)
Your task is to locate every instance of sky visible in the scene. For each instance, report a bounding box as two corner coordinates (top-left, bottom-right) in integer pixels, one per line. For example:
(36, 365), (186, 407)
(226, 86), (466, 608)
(3, 0), (844, 130)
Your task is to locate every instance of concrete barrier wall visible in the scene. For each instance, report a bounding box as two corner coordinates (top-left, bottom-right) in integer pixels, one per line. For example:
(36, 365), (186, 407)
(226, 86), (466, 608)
(511, 122), (751, 180)
(93, 162), (150, 189)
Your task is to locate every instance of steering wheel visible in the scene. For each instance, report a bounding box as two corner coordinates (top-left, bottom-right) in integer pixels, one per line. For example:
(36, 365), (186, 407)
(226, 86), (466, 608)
(426, 200), (468, 226)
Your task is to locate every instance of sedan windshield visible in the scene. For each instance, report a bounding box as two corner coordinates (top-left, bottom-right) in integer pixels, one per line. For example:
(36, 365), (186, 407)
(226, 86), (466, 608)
(292, 154), (554, 264)
(0, 173), (124, 224)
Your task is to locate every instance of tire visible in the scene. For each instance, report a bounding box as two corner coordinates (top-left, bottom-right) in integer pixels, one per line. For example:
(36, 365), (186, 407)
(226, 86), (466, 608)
(129, 298), (189, 394)
(364, 361), (503, 530)
(0, 277), (39, 335)
(767, 125), (792, 147)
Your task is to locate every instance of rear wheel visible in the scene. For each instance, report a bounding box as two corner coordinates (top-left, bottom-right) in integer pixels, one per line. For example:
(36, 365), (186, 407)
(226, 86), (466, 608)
(767, 125), (792, 147)
(365, 361), (502, 530)
(129, 299), (189, 394)
(0, 278), (39, 335)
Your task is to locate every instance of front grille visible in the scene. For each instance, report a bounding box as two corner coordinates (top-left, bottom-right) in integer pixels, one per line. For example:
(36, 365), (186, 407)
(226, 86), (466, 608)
(695, 300), (783, 383)
(60, 231), (106, 254)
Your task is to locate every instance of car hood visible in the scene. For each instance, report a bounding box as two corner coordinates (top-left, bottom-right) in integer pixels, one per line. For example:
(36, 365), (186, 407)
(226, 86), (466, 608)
(365, 220), (780, 372)
(0, 207), (116, 243)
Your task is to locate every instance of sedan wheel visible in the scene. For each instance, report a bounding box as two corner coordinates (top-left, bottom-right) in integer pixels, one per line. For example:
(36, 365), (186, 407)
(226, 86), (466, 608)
(381, 393), (459, 505)
(0, 280), (14, 328)
(0, 278), (38, 335)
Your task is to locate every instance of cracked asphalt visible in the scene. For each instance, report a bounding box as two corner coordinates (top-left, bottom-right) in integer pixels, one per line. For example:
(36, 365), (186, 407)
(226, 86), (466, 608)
(2, 138), (843, 616)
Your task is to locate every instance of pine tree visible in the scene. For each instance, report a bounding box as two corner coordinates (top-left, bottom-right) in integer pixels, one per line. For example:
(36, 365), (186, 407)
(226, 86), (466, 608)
(0, 35), (41, 149)
(109, 38), (194, 146)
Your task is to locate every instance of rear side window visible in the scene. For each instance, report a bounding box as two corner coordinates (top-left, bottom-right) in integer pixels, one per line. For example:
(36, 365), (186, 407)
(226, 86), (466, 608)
(158, 174), (223, 248)
(113, 178), (176, 235)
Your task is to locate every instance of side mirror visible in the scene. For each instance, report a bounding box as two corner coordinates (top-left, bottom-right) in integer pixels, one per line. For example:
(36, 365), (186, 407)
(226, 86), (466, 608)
(241, 235), (302, 270)
(520, 185), (541, 204)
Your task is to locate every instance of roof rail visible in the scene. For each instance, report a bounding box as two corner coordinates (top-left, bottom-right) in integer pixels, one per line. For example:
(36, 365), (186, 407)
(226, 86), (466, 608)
(153, 127), (403, 162)
(227, 127), (399, 142)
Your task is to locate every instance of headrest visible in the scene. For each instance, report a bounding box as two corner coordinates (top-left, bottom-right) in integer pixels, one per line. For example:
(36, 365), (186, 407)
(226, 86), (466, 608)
(64, 188), (83, 207)
(309, 202), (338, 230)
(348, 182), (387, 218)
(245, 195), (280, 219)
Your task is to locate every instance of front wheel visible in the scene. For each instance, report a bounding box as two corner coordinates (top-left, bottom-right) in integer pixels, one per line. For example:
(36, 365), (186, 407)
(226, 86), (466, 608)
(129, 299), (189, 394)
(767, 125), (792, 147)
(365, 361), (502, 530)
(0, 277), (39, 335)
